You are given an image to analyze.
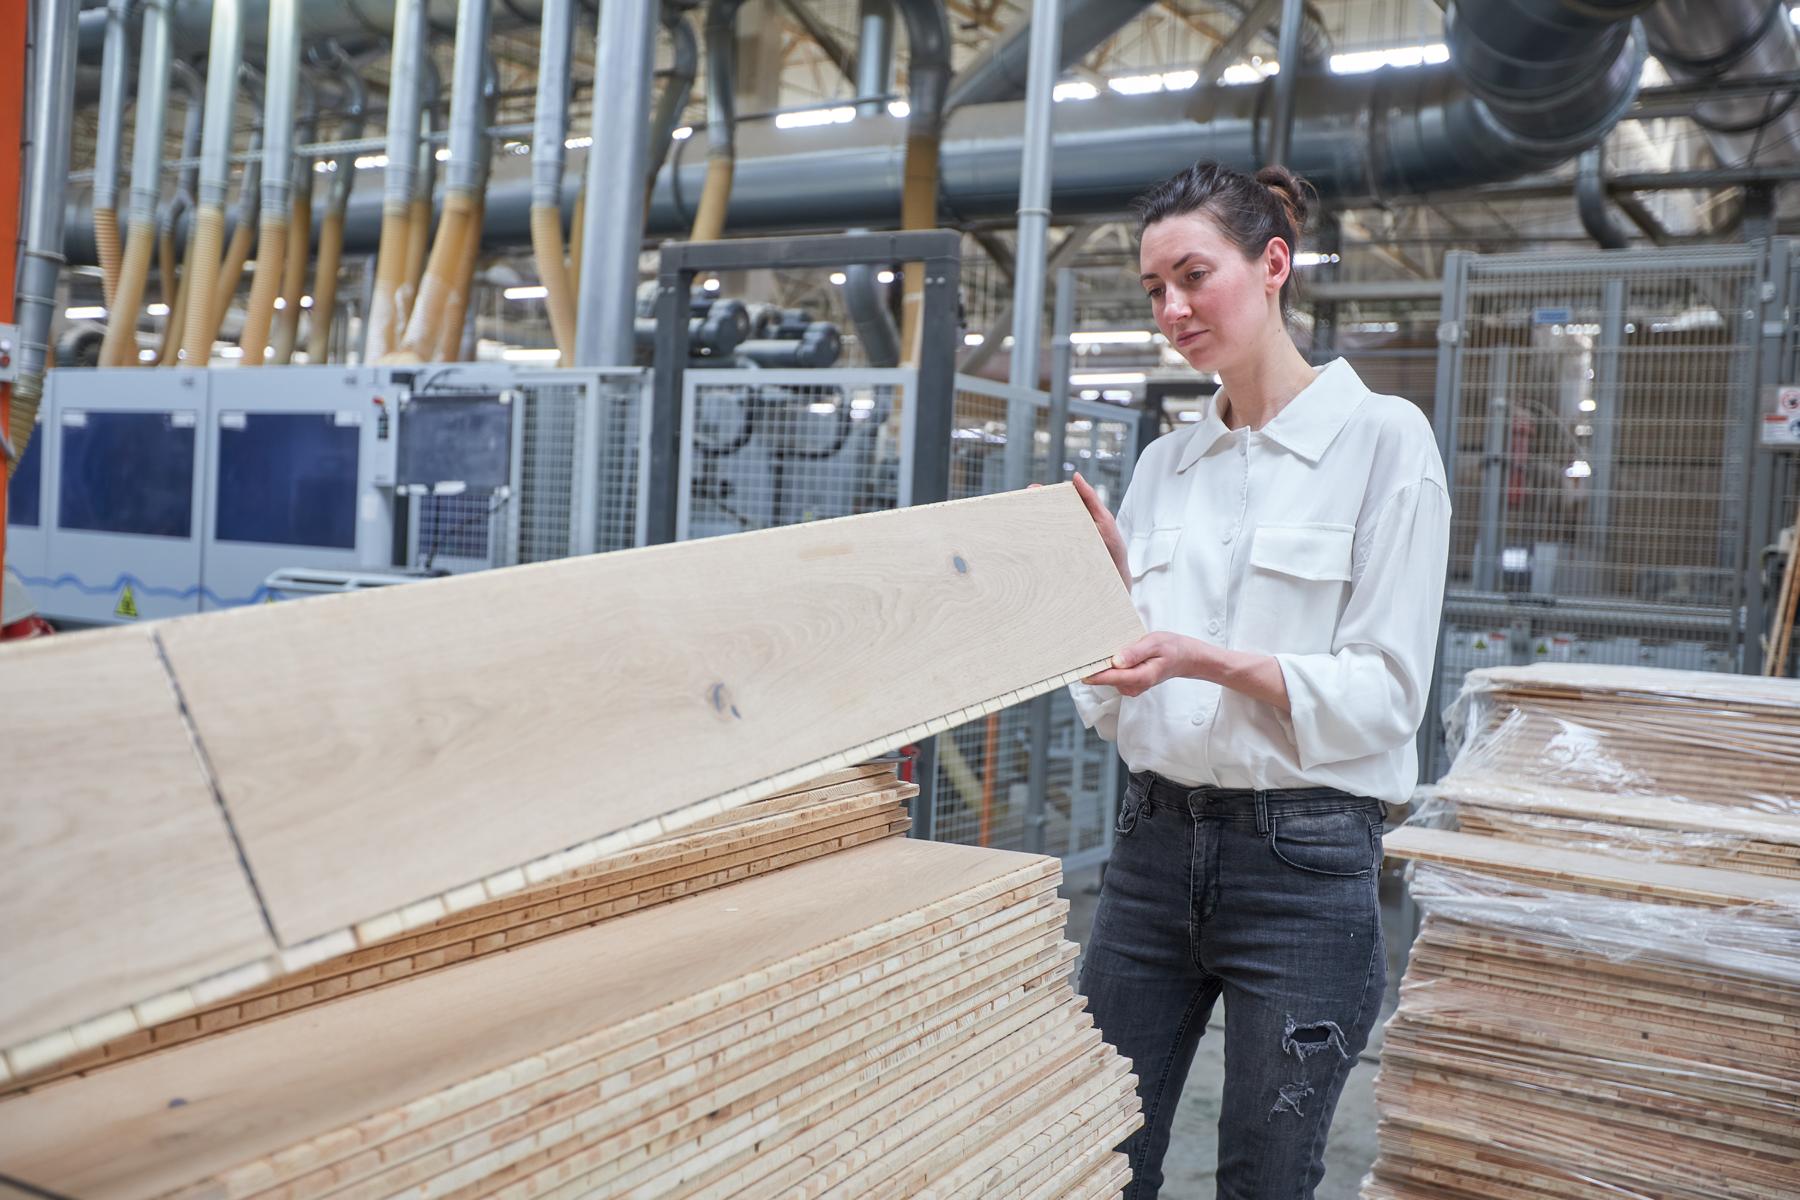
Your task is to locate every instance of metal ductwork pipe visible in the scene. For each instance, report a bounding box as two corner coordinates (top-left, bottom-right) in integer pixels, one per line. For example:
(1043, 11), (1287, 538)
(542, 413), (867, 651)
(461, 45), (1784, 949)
(92, 0), (132, 307)
(530, 0), (577, 365)
(1445, 0), (1651, 160)
(434, 51), (496, 362)
(1577, 146), (1631, 248)
(101, 0), (174, 368)
(308, 44), (365, 363)
(179, 0), (244, 364)
(242, 35), (301, 366)
(391, 0), (489, 361)
(690, 0), (748, 242)
(1643, 0), (1800, 167)
(10, 0), (81, 467)
(271, 72), (319, 363)
(944, 0), (1329, 113)
(574, 0), (657, 367)
(646, 3), (698, 200)
(156, 59), (203, 366)
(855, 0), (893, 118)
(208, 70), (263, 347)
(843, 264), (900, 367)
(63, 4), (1655, 262)
(892, 0), (951, 364)
(946, 0), (1150, 113)
(364, 0), (424, 361)
(405, 49), (440, 313)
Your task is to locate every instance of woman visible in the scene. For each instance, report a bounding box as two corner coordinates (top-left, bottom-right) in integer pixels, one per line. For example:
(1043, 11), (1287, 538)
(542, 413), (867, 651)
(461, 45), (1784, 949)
(1068, 161), (1450, 1199)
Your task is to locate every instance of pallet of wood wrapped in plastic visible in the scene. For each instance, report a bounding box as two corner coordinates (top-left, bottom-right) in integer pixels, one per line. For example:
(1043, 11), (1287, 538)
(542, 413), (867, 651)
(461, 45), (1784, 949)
(1424, 664), (1800, 879)
(1364, 829), (1800, 1200)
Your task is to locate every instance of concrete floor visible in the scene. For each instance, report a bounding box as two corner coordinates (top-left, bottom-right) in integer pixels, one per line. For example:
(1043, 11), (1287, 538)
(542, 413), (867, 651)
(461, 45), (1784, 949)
(1058, 860), (1415, 1200)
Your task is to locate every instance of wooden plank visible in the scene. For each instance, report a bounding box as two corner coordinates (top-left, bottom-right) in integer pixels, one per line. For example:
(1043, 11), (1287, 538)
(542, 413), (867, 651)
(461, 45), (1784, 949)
(1380, 827), (1800, 908)
(0, 627), (276, 1061)
(154, 483), (1141, 947)
(0, 839), (1059, 1199)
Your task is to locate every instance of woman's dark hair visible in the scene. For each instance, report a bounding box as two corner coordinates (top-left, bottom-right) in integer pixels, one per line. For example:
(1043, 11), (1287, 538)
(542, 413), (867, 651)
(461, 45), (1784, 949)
(1130, 161), (1315, 316)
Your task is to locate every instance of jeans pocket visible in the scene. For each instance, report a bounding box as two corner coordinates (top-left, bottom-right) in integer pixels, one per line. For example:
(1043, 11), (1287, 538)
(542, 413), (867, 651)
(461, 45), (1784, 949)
(1115, 779), (1149, 837)
(1267, 808), (1379, 878)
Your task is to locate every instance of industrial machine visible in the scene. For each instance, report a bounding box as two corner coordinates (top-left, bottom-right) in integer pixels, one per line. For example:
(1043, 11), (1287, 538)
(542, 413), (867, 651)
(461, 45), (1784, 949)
(5, 363), (648, 625)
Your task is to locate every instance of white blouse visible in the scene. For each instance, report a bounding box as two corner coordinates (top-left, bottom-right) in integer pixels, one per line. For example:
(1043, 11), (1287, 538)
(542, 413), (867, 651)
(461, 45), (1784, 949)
(1070, 357), (1451, 806)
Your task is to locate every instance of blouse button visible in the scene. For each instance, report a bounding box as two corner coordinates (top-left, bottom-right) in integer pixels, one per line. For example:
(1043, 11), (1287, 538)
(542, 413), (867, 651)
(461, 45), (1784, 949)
(1208, 618), (1222, 635)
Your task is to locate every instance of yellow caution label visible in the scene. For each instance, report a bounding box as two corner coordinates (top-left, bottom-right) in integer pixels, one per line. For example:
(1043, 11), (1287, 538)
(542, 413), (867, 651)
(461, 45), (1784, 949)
(114, 584), (140, 620)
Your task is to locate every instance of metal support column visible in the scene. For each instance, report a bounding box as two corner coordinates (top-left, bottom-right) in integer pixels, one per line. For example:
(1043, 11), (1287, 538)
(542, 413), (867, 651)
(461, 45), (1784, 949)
(1583, 278), (1626, 594)
(1473, 351), (1508, 592)
(575, 0), (657, 368)
(1747, 238), (1793, 668)
(854, 0), (893, 118)
(1002, 0), (1060, 491)
(1422, 250), (1471, 782)
(1266, 0), (1305, 166)
(1046, 266), (1076, 484)
(1006, 0), (1061, 854)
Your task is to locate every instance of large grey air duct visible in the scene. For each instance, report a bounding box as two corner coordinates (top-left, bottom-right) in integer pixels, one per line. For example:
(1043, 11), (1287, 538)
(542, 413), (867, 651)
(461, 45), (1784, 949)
(1644, 0), (1800, 167)
(65, 0), (1656, 262)
(945, 0), (1330, 113)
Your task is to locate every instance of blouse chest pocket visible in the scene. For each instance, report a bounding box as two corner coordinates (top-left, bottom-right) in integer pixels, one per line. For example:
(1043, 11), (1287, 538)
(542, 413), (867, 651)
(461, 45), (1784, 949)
(1126, 526), (1182, 624)
(1234, 523), (1355, 656)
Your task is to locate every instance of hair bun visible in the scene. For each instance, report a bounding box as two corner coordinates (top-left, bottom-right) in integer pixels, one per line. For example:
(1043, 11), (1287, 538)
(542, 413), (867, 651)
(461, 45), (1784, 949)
(1254, 164), (1314, 238)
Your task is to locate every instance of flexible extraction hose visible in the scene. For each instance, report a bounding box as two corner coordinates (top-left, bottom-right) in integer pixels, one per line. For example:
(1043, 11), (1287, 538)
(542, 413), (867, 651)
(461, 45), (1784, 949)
(238, 0), (299, 367)
(271, 75), (318, 363)
(390, 0), (491, 362)
(689, 0), (746, 242)
(179, 0), (244, 365)
(530, 0), (576, 364)
(100, 0), (174, 368)
(568, 183), (586, 297)
(431, 56), (496, 363)
(364, 0), (425, 361)
(404, 54), (442, 323)
(308, 45), (366, 363)
(891, 0), (950, 364)
(207, 122), (262, 344)
(92, 0), (130, 308)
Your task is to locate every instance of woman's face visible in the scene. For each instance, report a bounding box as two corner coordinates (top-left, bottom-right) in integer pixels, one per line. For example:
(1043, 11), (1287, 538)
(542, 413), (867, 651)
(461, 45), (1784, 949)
(1138, 210), (1288, 376)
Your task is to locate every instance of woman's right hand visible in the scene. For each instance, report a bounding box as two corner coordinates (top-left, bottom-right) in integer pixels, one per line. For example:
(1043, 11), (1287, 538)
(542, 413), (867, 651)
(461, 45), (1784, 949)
(1072, 472), (1129, 587)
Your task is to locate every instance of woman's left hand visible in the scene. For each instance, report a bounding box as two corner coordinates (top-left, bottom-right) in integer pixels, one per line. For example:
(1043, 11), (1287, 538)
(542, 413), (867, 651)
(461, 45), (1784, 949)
(1082, 632), (1198, 697)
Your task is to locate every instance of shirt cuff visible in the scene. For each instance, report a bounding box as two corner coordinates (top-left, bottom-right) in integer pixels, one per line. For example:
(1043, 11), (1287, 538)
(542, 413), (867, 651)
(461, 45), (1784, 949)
(1068, 680), (1121, 742)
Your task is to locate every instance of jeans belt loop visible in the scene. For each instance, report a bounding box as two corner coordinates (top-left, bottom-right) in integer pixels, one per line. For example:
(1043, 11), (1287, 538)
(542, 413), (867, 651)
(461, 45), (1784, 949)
(1254, 789), (1270, 835)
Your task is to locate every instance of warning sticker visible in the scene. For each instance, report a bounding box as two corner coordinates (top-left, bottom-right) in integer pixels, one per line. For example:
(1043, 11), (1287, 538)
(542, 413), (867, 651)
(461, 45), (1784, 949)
(114, 584), (140, 620)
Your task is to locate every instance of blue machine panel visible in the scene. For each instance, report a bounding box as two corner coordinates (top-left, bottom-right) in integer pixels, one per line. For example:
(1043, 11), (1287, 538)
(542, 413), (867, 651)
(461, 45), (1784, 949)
(217, 411), (360, 549)
(58, 411), (196, 539)
(8, 428), (42, 527)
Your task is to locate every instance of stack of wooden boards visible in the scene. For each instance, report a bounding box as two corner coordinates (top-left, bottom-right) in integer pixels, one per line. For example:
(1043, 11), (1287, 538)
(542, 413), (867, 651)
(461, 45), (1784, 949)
(1, 485), (1145, 1198)
(1365, 664), (1800, 1200)
(1, 767), (1140, 1199)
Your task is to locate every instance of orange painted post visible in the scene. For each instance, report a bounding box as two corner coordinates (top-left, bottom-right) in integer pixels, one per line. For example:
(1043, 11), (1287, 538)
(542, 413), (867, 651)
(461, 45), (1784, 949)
(979, 712), (1000, 847)
(0, 0), (29, 565)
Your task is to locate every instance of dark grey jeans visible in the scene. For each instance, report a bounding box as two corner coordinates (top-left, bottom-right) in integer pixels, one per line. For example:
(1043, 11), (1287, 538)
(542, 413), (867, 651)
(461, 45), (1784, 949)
(1078, 771), (1386, 1200)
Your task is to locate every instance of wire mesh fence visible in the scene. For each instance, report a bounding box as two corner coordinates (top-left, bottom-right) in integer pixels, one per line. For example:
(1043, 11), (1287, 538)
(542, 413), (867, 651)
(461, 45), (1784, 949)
(931, 375), (1139, 865)
(677, 369), (907, 539)
(1423, 245), (1780, 779)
